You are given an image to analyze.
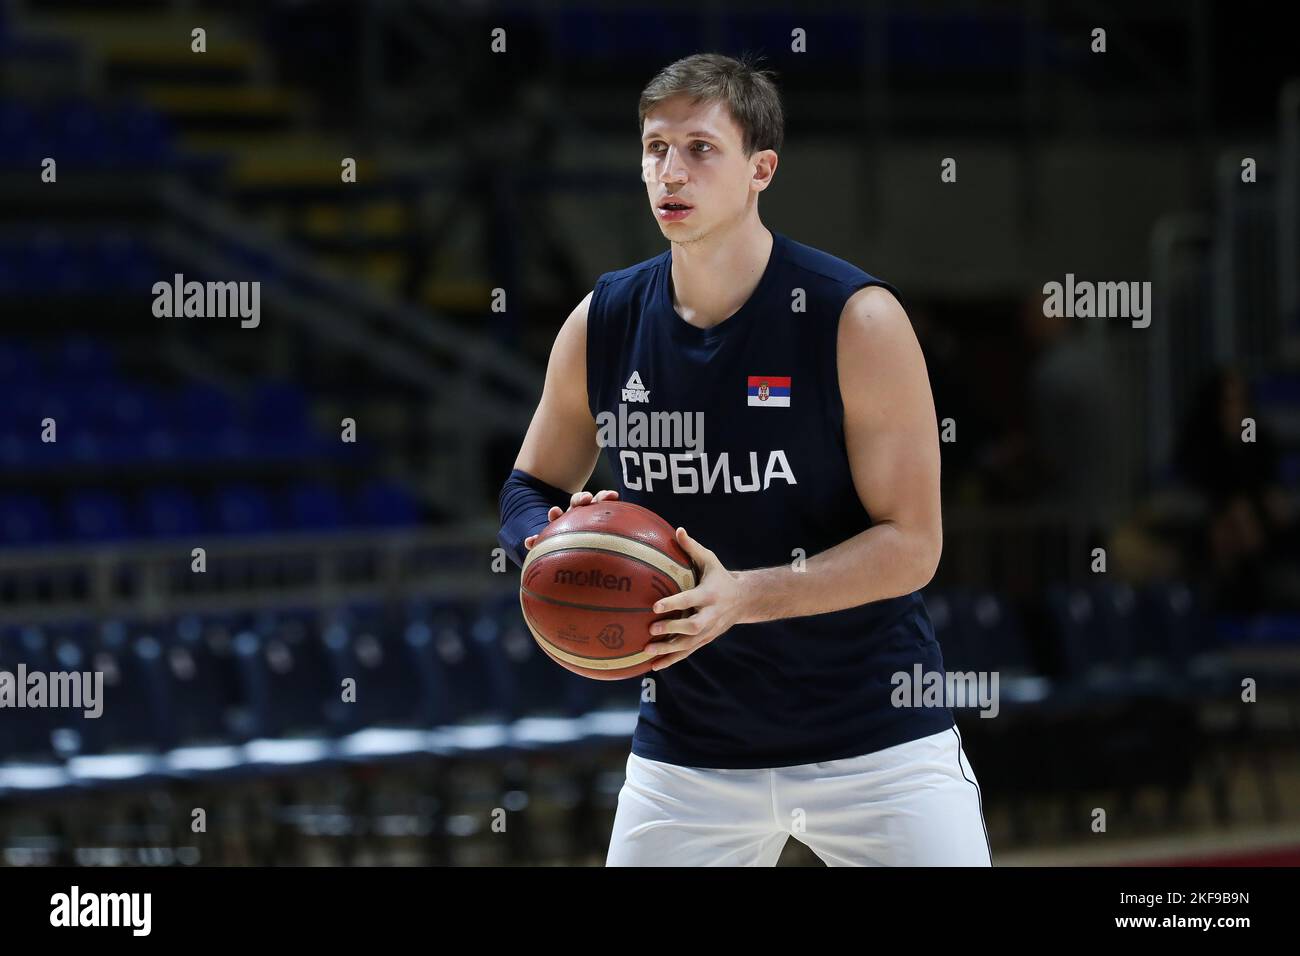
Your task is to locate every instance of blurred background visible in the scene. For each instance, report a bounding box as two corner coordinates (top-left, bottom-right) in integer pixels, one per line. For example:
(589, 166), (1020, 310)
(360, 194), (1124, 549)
(1, 0), (1298, 866)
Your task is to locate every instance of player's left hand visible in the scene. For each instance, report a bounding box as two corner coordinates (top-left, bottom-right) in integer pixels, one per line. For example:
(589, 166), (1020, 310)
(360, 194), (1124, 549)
(643, 527), (747, 670)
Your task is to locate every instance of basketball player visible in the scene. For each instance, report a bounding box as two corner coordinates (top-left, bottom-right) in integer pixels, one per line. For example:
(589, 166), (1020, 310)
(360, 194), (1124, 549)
(497, 53), (991, 866)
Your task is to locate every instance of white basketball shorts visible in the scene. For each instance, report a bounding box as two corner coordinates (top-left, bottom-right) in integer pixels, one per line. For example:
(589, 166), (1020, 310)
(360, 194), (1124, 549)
(606, 725), (992, 866)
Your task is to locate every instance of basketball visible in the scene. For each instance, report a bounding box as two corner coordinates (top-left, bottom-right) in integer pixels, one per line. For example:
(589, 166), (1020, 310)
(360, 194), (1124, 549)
(519, 501), (698, 680)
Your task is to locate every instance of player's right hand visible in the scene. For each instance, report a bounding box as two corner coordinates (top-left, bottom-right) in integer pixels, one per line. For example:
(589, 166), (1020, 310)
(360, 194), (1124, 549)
(523, 490), (620, 551)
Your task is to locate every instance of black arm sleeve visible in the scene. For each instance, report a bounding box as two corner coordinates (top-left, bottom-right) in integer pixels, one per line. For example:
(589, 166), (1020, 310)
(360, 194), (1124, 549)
(497, 468), (575, 568)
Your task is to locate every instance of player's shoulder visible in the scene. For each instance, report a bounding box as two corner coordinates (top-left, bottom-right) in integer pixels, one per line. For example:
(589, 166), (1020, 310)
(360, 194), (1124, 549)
(835, 285), (912, 382)
(592, 246), (670, 300)
(781, 233), (904, 327)
(782, 234), (889, 290)
(841, 283), (906, 327)
(584, 247), (670, 342)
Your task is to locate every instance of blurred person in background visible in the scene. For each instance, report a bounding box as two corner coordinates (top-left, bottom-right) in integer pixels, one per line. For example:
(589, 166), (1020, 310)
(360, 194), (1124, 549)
(975, 296), (1120, 517)
(1175, 366), (1298, 612)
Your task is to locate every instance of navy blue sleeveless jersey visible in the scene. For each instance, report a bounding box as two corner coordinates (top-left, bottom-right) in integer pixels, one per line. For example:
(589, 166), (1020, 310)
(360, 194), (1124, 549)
(585, 230), (954, 769)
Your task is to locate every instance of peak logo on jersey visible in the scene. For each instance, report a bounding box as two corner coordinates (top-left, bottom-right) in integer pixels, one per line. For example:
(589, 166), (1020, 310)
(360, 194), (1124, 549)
(747, 375), (790, 407)
(622, 370), (651, 403)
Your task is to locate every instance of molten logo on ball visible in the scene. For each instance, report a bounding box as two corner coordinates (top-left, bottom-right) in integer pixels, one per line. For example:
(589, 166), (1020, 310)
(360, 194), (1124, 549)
(554, 568), (633, 591)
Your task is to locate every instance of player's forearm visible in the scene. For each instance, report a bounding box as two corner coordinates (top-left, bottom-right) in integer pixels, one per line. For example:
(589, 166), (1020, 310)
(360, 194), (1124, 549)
(736, 521), (940, 624)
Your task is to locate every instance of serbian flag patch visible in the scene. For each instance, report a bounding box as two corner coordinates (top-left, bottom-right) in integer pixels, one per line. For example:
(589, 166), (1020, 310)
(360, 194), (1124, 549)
(747, 375), (791, 407)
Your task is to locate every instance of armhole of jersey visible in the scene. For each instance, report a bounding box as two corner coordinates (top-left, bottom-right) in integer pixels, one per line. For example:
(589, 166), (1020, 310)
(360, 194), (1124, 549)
(831, 277), (904, 450)
(585, 277), (608, 421)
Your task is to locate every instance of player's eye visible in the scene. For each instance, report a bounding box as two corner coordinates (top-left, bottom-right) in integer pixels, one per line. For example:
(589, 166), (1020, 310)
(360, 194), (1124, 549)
(646, 142), (712, 153)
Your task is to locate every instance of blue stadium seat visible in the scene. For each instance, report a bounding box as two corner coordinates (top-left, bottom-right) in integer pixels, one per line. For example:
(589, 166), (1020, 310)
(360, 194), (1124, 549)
(1138, 580), (1236, 698)
(0, 101), (42, 166)
(0, 626), (60, 758)
(288, 482), (349, 530)
(0, 427), (33, 470)
(28, 230), (90, 293)
(138, 486), (205, 538)
(328, 612), (424, 728)
(114, 102), (175, 164)
(419, 604), (515, 756)
(89, 233), (159, 292)
(51, 620), (171, 788)
(0, 338), (40, 385)
(40, 620), (104, 756)
(0, 493), (58, 545)
(50, 98), (109, 167)
(475, 594), (593, 750)
(1091, 581), (1141, 668)
(157, 614), (257, 778)
(173, 383), (252, 463)
(14, 382), (74, 424)
(232, 610), (346, 770)
(138, 424), (187, 465)
(332, 611), (467, 763)
(1046, 584), (1122, 689)
(50, 101), (173, 168)
(175, 382), (240, 432)
(1281, 452), (1300, 488)
(355, 478), (420, 527)
(945, 589), (1052, 710)
(329, 604), (450, 762)
(1044, 581), (1190, 710)
(82, 381), (154, 433)
(250, 381), (314, 459)
(967, 591), (1032, 667)
(0, 626), (79, 799)
(65, 424), (110, 466)
(1251, 372), (1300, 406)
(245, 382), (304, 429)
(53, 335), (116, 380)
(63, 488), (132, 542)
(213, 483), (278, 535)
(1136, 580), (1204, 660)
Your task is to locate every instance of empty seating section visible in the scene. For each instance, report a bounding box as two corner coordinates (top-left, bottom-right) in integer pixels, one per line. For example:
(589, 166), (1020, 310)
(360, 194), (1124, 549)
(0, 335), (418, 543)
(0, 596), (648, 798)
(0, 97), (175, 168)
(5, 580), (1287, 800)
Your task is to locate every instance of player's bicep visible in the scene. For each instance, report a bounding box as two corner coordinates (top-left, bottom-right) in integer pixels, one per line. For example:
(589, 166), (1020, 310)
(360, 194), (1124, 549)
(513, 291), (601, 492)
(838, 287), (943, 556)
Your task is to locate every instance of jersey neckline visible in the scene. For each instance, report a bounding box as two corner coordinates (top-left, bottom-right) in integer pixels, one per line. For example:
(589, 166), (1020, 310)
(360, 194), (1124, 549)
(658, 230), (787, 345)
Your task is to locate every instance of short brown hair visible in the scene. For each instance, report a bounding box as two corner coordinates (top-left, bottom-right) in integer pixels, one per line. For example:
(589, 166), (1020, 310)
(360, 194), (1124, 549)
(638, 52), (784, 156)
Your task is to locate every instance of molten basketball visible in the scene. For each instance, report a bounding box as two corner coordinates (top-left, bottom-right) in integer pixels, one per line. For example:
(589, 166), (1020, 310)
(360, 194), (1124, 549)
(519, 501), (697, 680)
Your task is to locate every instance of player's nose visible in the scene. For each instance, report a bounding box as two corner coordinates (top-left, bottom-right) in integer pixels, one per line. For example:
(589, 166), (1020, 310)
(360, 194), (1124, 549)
(657, 145), (689, 182)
